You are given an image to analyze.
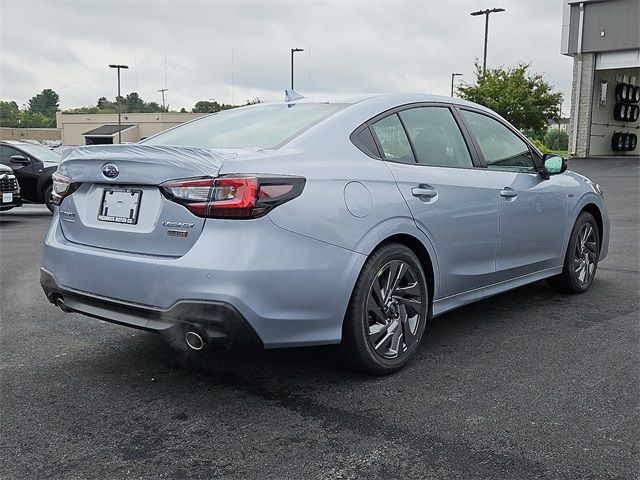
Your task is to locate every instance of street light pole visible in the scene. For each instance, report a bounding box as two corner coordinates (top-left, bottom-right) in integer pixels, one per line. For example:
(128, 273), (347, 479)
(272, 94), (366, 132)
(290, 48), (304, 90)
(109, 64), (128, 144)
(451, 73), (463, 97)
(470, 8), (505, 74)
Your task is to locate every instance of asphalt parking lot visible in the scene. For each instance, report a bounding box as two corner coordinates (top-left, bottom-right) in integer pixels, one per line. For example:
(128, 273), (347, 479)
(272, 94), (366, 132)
(1, 159), (638, 480)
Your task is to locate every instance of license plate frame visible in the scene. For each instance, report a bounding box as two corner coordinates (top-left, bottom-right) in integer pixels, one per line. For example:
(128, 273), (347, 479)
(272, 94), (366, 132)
(97, 187), (142, 225)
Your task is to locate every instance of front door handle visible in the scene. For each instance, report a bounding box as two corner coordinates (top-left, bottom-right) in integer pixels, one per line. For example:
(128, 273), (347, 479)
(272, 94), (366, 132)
(499, 187), (518, 198)
(411, 186), (438, 199)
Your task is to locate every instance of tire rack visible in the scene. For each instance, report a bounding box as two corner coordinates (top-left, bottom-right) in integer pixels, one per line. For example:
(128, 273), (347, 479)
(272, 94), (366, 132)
(611, 83), (639, 152)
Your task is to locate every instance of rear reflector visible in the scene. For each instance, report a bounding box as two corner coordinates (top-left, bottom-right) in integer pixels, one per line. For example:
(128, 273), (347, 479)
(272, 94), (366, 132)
(160, 175), (305, 219)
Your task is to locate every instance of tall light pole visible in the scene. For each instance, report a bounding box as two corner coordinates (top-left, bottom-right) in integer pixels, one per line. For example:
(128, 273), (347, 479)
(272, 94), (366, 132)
(290, 48), (304, 90)
(470, 8), (505, 74)
(109, 64), (128, 144)
(451, 73), (463, 97)
(157, 88), (169, 113)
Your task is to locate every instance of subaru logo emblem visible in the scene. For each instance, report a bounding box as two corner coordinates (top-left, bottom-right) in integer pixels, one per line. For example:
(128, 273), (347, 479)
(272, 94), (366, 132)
(102, 163), (119, 179)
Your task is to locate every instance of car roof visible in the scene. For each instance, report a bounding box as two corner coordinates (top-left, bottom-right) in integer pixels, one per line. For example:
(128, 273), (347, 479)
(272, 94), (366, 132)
(285, 92), (490, 110)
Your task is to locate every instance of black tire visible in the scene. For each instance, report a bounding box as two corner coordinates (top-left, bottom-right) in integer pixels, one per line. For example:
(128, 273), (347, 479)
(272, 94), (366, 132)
(629, 133), (637, 151)
(631, 104), (639, 122)
(633, 86), (640, 103)
(615, 83), (626, 102)
(339, 242), (428, 375)
(626, 104), (634, 122)
(548, 212), (600, 294)
(622, 132), (631, 151)
(43, 184), (54, 213)
(611, 132), (622, 151)
(613, 103), (625, 121)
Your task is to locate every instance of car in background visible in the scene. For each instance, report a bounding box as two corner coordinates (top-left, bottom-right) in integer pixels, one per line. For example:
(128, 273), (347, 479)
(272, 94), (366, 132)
(41, 93), (609, 374)
(0, 164), (21, 211)
(0, 141), (62, 212)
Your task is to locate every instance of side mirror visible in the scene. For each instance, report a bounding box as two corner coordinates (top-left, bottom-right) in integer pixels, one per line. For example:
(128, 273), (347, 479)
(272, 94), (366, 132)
(542, 154), (567, 176)
(9, 154), (30, 165)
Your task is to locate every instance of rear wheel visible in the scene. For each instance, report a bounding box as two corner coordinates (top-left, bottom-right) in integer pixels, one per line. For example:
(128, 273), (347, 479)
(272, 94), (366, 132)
(548, 212), (600, 293)
(340, 243), (428, 375)
(43, 184), (54, 213)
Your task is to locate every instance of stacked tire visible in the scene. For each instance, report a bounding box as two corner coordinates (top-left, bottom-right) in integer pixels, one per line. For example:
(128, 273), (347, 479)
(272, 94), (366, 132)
(613, 83), (640, 122)
(611, 132), (637, 152)
(612, 83), (638, 152)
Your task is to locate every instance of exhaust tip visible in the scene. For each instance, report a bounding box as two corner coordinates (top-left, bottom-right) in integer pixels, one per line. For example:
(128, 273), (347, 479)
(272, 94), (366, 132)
(56, 298), (69, 312)
(185, 331), (205, 351)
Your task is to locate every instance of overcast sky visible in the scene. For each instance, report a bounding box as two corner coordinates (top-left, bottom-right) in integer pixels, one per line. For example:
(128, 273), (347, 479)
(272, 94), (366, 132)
(0, 0), (572, 114)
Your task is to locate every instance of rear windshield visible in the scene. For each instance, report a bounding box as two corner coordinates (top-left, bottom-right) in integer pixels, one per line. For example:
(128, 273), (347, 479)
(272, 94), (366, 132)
(144, 103), (346, 149)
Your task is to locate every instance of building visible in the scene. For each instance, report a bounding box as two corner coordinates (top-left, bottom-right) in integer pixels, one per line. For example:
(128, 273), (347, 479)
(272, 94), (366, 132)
(56, 112), (207, 145)
(562, 0), (640, 157)
(0, 127), (61, 142)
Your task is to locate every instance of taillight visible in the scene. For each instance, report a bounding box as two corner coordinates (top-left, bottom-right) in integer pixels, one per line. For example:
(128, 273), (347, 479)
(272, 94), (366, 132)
(51, 172), (80, 206)
(160, 175), (305, 219)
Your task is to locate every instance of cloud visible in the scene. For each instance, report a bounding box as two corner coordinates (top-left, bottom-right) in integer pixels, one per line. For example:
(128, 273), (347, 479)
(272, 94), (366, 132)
(0, 0), (572, 114)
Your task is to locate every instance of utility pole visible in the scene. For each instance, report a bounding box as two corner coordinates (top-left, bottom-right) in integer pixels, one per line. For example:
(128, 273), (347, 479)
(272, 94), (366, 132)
(109, 64), (128, 144)
(157, 88), (169, 112)
(290, 48), (304, 90)
(470, 8), (505, 74)
(451, 73), (463, 97)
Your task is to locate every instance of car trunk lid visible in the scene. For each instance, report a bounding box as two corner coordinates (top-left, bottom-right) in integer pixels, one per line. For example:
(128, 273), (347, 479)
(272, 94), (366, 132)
(56, 144), (232, 257)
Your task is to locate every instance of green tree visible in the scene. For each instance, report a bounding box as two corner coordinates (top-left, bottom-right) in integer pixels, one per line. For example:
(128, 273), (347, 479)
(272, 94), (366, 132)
(544, 128), (569, 151)
(124, 92), (145, 113)
(192, 100), (221, 113)
(0, 101), (20, 126)
(458, 63), (562, 134)
(27, 89), (60, 118)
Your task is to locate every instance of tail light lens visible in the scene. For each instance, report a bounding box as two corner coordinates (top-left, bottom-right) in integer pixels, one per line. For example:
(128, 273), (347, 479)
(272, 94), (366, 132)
(160, 175), (305, 219)
(51, 172), (80, 206)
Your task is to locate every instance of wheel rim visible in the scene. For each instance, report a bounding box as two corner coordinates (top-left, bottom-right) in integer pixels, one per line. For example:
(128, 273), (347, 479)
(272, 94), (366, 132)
(574, 224), (598, 285)
(366, 260), (423, 360)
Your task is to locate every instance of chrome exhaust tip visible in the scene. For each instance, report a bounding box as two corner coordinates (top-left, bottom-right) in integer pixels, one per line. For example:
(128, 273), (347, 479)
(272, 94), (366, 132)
(56, 298), (69, 312)
(185, 331), (205, 351)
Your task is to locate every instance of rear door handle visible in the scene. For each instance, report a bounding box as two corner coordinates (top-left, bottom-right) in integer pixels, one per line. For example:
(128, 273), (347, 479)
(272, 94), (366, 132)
(499, 187), (518, 198)
(411, 186), (438, 199)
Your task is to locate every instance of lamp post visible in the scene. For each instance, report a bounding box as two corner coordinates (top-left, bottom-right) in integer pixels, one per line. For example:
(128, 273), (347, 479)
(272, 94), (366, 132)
(470, 8), (505, 74)
(290, 48), (304, 90)
(451, 73), (463, 97)
(108, 64), (128, 144)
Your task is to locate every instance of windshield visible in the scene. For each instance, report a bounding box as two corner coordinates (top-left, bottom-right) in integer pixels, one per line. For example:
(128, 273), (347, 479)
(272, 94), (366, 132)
(144, 103), (346, 149)
(18, 144), (62, 163)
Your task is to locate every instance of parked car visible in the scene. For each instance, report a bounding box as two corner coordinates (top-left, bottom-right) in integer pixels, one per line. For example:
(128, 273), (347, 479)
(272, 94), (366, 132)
(0, 164), (21, 211)
(0, 140), (62, 212)
(41, 93), (609, 374)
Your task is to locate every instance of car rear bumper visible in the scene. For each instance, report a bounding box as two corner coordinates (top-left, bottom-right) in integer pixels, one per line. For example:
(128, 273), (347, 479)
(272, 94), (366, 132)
(41, 213), (366, 348)
(41, 268), (262, 347)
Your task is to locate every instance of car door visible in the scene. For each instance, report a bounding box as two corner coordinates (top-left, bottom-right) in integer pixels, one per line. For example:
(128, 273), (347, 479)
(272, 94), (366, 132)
(458, 109), (567, 282)
(0, 145), (37, 200)
(369, 105), (499, 298)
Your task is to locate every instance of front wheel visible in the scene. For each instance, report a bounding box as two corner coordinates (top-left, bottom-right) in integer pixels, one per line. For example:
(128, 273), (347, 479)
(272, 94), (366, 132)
(548, 212), (600, 293)
(43, 184), (54, 213)
(340, 243), (428, 375)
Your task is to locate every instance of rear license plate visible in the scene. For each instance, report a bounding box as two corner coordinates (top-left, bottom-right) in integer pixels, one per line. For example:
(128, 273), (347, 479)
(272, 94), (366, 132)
(97, 188), (142, 224)
(2, 193), (12, 203)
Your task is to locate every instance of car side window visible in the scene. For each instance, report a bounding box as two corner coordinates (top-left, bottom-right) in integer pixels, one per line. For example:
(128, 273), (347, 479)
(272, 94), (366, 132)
(461, 110), (536, 172)
(371, 114), (415, 164)
(398, 107), (473, 168)
(0, 146), (18, 166)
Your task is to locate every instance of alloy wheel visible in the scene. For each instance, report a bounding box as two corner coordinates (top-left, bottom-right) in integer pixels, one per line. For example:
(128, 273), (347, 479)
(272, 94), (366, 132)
(366, 260), (423, 359)
(574, 223), (597, 285)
